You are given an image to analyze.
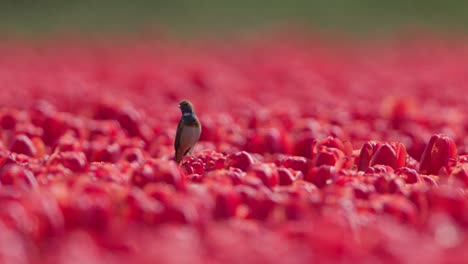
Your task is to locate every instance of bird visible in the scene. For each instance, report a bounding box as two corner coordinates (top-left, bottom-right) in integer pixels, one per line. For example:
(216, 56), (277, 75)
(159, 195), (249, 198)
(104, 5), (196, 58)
(174, 100), (202, 164)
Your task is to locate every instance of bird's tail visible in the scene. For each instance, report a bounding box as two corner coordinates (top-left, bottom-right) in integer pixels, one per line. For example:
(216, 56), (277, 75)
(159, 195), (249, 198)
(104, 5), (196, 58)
(175, 150), (183, 164)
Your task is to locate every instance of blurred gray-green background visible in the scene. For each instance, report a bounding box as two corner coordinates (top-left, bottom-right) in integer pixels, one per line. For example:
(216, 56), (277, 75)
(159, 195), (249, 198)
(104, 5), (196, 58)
(1, 0), (468, 35)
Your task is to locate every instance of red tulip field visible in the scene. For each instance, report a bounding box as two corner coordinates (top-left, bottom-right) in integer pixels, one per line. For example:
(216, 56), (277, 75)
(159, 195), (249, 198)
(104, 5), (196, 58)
(0, 34), (468, 263)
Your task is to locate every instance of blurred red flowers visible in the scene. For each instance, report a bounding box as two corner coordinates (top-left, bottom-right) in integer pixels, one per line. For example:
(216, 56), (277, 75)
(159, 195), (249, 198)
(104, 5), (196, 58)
(0, 34), (467, 263)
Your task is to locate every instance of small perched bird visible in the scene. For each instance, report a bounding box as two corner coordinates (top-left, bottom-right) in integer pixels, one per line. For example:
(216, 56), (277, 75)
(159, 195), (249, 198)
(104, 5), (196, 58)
(174, 100), (202, 164)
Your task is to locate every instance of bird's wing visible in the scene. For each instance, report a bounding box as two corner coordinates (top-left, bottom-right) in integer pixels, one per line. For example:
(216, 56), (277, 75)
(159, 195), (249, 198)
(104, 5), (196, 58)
(174, 119), (184, 151)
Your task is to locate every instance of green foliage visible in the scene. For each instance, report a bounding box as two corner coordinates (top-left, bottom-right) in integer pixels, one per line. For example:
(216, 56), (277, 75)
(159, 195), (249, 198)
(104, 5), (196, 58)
(1, 0), (468, 34)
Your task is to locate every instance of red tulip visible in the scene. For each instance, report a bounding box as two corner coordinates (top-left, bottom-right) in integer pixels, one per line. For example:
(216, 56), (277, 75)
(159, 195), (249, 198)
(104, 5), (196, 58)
(226, 151), (255, 171)
(419, 134), (457, 175)
(357, 141), (381, 171)
(304, 165), (336, 188)
(10, 134), (37, 157)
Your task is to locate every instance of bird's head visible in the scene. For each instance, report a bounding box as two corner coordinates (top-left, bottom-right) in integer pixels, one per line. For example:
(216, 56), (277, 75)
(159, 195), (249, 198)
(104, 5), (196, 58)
(178, 100), (195, 114)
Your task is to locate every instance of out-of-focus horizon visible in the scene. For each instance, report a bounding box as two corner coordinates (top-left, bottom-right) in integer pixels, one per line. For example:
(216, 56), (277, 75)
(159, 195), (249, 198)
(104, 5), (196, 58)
(1, 0), (468, 36)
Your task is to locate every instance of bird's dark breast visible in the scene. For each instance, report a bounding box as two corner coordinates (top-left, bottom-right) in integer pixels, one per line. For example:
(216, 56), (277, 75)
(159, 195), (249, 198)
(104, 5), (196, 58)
(183, 116), (201, 127)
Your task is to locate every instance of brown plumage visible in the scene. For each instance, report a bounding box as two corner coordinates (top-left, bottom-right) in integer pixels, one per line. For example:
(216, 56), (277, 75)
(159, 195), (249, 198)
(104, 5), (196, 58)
(174, 100), (201, 164)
